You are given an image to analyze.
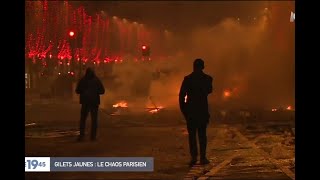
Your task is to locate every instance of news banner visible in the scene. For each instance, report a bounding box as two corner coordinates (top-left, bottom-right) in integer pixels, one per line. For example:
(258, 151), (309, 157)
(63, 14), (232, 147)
(25, 157), (154, 172)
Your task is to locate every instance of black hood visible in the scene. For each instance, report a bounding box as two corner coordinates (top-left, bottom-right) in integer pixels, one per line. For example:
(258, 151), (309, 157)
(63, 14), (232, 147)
(84, 68), (95, 79)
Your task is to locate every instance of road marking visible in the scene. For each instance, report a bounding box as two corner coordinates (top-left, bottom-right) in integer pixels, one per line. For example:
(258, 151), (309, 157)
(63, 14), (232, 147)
(184, 126), (241, 180)
(232, 128), (295, 180)
(205, 152), (240, 177)
(192, 125), (294, 180)
(25, 130), (80, 138)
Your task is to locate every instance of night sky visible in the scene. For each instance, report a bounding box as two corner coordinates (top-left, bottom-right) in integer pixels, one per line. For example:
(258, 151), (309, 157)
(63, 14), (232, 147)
(71, 1), (294, 33)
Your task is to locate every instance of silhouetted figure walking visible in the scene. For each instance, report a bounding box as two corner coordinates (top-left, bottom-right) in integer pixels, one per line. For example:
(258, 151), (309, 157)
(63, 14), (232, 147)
(76, 68), (105, 141)
(179, 59), (213, 166)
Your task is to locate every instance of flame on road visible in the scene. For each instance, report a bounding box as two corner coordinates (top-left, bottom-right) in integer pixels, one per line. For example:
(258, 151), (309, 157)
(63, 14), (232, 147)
(147, 106), (164, 114)
(223, 90), (231, 98)
(113, 101), (128, 108)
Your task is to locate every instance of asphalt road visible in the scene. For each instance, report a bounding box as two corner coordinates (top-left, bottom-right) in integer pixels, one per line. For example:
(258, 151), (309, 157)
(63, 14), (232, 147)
(25, 99), (294, 180)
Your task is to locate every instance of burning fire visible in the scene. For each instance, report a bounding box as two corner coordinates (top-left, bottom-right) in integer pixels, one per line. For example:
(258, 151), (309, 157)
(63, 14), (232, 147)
(113, 101), (128, 108)
(149, 109), (160, 114)
(272, 105), (294, 112)
(223, 90), (231, 98)
(147, 106), (164, 114)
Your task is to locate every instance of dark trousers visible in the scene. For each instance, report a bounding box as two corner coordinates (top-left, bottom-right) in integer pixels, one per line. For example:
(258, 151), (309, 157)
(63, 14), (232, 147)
(187, 123), (208, 160)
(79, 104), (99, 139)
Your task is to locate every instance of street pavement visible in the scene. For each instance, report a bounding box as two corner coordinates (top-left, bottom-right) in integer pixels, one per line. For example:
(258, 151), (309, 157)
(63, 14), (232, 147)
(25, 98), (294, 180)
(184, 124), (294, 180)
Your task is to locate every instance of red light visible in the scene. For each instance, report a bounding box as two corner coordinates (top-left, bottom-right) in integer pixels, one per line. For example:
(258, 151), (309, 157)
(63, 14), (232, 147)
(69, 31), (75, 37)
(142, 45), (146, 50)
(70, 72), (75, 76)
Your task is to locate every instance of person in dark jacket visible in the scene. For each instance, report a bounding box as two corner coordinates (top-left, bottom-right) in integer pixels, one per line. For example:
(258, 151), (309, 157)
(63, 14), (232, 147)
(76, 68), (105, 141)
(179, 58), (213, 166)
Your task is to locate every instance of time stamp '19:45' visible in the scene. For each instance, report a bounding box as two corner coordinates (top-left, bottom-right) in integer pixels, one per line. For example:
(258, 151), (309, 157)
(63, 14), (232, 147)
(25, 157), (50, 172)
(25, 160), (46, 170)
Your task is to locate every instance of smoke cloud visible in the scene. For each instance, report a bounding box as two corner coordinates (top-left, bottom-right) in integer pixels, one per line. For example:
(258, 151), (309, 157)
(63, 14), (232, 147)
(101, 4), (294, 111)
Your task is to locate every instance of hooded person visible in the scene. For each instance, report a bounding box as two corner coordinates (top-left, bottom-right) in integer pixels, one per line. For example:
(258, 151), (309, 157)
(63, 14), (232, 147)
(76, 67), (105, 141)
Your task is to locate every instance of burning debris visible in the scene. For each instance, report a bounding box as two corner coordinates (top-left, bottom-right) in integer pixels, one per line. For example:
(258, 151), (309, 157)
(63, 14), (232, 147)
(110, 98), (165, 115)
(111, 101), (129, 116)
(286, 106), (293, 111)
(146, 96), (164, 114)
(113, 101), (128, 108)
(271, 105), (294, 112)
(146, 106), (164, 114)
(223, 90), (231, 98)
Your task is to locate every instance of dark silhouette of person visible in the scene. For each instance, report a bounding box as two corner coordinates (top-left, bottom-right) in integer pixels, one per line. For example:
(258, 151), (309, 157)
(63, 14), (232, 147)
(76, 68), (105, 141)
(179, 58), (213, 166)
